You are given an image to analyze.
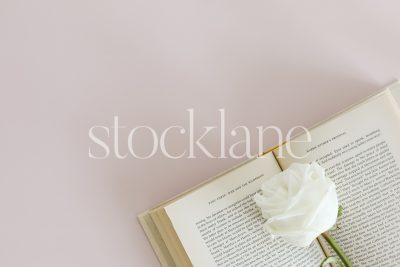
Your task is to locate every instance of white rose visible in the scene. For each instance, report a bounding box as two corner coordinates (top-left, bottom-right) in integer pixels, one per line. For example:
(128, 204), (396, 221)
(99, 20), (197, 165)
(254, 162), (338, 247)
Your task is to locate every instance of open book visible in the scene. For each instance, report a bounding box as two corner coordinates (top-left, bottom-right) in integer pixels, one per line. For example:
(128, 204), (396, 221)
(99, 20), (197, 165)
(139, 82), (400, 267)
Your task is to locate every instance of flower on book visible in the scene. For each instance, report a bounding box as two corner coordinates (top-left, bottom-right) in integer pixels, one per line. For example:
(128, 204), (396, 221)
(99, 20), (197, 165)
(254, 162), (338, 247)
(254, 162), (353, 267)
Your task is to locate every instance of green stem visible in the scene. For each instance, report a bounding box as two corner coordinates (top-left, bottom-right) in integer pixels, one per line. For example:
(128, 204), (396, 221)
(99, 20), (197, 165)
(321, 232), (353, 267)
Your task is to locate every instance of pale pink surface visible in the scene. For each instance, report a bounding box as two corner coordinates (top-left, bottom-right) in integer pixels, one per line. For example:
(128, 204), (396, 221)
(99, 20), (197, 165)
(1, 1), (400, 266)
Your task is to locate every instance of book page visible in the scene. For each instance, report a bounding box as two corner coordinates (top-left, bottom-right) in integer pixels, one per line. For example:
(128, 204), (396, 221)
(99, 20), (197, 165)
(275, 89), (400, 266)
(138, 212), (177, 267)
(165, 153), (324, 267)
(388, 81), (400, 105)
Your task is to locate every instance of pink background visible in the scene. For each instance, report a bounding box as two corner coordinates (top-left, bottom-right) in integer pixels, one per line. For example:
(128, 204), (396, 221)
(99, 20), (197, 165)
(1, 1), (400, 266)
